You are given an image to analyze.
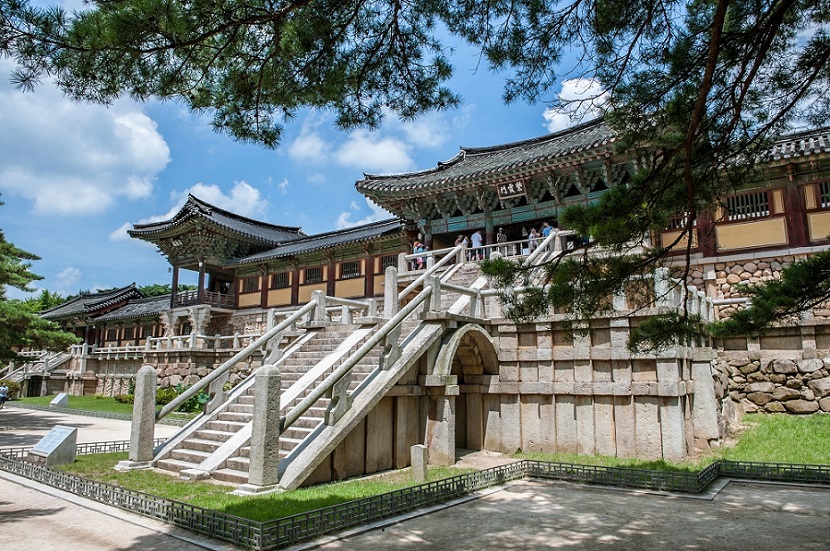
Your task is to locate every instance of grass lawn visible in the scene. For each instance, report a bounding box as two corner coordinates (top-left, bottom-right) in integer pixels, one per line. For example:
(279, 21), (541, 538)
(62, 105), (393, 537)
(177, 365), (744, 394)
(59, 452), (472, 521)
(14, 395), (194, 420)
(17, 395), (136, 415)
(716, 412), (830, 464)
(54, 412), (829, 522)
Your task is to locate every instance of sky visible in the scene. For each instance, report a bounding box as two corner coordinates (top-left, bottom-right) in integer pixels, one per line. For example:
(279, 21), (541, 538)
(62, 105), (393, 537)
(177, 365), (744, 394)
(0, 4), (603, 299)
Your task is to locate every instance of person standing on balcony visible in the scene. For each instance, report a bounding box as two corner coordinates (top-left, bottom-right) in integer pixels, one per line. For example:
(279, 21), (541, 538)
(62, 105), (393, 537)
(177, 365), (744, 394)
(471, 230), (484, 260)
(528, 227), (540, 253)
(496, 227), (508, 255)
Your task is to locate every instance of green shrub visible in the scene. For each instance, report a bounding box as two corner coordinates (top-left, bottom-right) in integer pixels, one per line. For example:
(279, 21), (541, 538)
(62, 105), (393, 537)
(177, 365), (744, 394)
(173, 383), (210, 413)
(113, 394), (134, 404)
(155, 386), (178, 405)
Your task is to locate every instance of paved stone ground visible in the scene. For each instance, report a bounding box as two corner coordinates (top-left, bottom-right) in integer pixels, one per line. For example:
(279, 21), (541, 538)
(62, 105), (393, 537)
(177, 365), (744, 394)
(2, 407), (829, 551)
(0, 406), (181, 448)
(301, 479), (830, 551)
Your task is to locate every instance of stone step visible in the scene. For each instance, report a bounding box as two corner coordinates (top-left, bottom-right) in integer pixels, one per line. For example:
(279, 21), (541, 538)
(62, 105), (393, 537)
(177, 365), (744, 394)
(170, 448), (211, 464)
(179, 437), (224, 453)
(206, 419), (248, 433)
(282, 425), (316, 441)
(216, 411), (252, 423)
(193, 429), (236, 442)
(211, 467), (249, 485)
(227, 403), (254, 414)
(155, 457), (196, 473)
(225, 455), (250, 471)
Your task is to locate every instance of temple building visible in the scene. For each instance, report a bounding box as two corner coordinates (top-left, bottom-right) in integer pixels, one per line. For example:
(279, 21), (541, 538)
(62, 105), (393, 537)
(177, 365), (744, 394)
(7, 119), (830, 489)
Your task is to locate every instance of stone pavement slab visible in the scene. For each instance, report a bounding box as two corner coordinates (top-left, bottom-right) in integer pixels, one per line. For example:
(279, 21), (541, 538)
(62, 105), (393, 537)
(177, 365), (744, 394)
(0, 406), (181, 449)
(299, 479), (830, 551)
(0, 470), (240, 551)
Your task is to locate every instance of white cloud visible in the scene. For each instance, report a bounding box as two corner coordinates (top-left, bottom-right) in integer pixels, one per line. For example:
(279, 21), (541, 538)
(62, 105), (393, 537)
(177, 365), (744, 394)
(288, 114), (330, 163)
(543, 78), (609, 133)
(391, 112), (450, 149)
(0, 60), (171, 215)
(335, 198), (392, 229)
(182, 181), (267, 218)
(54, 266), (82, 295)
(336, 131), (413, 174)
(275, 178), (289, 195)
(109, 180), (268, 240)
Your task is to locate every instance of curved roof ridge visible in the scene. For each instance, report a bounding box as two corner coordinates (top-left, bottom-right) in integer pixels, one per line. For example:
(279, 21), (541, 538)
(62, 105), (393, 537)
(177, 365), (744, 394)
(463, 116), (608, 156)
(362, 151), (466, 181)
(131, 194), (304, 235)
(181, 194), (305, 234)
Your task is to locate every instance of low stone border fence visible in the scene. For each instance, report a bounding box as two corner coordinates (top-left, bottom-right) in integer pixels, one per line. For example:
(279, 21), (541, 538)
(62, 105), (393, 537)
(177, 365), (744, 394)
(1, 441), (829, 550)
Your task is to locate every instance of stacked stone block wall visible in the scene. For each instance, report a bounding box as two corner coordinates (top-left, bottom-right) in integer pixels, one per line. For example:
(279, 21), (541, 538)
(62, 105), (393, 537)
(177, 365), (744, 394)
(462, 315), (720, 461)
(713, 323), (830, 419)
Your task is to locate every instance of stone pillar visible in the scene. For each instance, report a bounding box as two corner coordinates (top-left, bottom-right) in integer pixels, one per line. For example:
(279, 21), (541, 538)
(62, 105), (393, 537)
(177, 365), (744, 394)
(427, 394), (456, 465)
(237, 364), (282, 494)
(116, 365), (156, 470)
(187, 305), (212, 348)
(411, 444), (428, 482)
(691, 358), (720, 449)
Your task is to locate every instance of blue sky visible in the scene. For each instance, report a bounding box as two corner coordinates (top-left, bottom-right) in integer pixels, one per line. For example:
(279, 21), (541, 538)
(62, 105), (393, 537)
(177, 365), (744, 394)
(0, 5), (603, 299)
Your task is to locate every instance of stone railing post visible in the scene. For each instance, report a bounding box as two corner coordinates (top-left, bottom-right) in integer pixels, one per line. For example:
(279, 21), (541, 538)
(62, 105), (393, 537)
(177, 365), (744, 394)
(654, 267), (672, 308)
(384, 266), (399, 319)
(428, 275), (442, 312)
(397, 252), (408, 274)
(236, 364), (281, 494)
(312, 290), (327, 323)
(116, 364), (157, 470)
(340, 305), (352, 324)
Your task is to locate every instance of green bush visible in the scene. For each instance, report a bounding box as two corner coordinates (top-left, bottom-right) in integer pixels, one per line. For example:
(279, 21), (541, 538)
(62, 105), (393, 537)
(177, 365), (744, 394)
(173, 383), (210, 413)
(151, 384), (210, 413)
(155, 386), (178, 405)
(0, 380), (21, 400)
(113, 394), (134, 404)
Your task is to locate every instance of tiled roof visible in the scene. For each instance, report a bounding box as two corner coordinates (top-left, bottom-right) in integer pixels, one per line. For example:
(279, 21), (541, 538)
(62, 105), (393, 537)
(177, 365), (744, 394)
(95, 294), (170, 322)
(765, 127), (830, 161)
(226, 219), (404, 266)
(128, 195), (306, 245)
(40, 284), (144, 320)
(356, 118), (617, 197)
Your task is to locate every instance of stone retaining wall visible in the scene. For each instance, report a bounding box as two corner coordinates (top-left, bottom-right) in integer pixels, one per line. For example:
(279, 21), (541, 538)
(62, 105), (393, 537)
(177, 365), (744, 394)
(714, 350), (830, 417)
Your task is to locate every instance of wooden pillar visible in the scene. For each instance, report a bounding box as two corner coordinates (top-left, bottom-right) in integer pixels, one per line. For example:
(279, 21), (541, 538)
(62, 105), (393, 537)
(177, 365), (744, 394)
(696, 210), (717, 257)
(327, 260), (336, 296)
(484, 206), (494, 246)
(783, 185), (809, 247)
(260, 268), (269, 308)
(291, 268), (300, 305)
(170, 266), (180, 308)
(366, 256), (375, 297)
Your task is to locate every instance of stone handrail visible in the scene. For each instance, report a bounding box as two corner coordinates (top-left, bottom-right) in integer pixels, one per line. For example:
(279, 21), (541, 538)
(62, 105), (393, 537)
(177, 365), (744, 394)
(155, 299), (318, 421)
(280, 283), (435, 434)
(398, 244), (464, 300)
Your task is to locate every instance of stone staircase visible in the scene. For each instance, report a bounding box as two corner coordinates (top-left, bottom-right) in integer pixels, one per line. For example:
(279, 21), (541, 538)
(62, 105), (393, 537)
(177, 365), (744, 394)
(153, 261), (494, 489)
(155, 324), (382, 484)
